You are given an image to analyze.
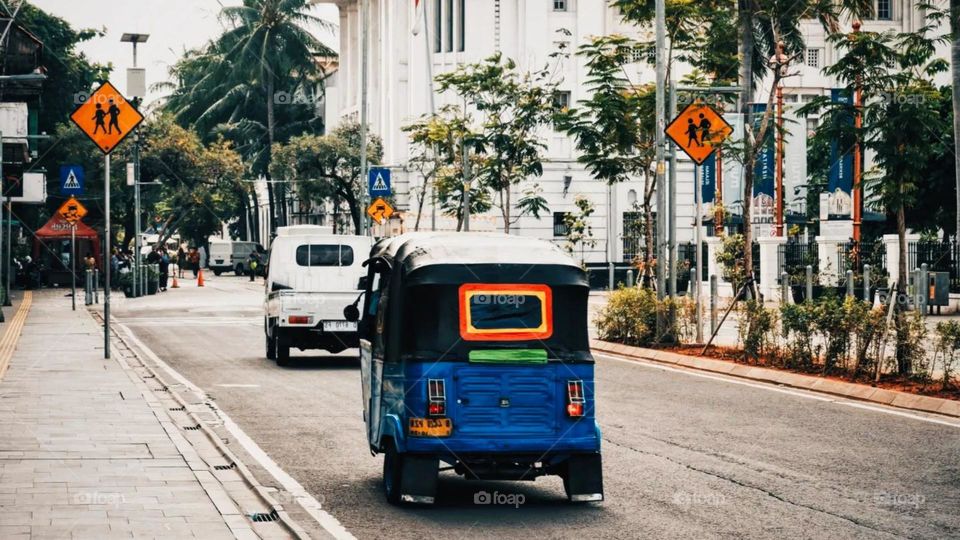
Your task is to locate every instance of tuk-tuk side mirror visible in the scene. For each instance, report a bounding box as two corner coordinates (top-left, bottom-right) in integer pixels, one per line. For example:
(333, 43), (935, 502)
(344, 304), (360, 322)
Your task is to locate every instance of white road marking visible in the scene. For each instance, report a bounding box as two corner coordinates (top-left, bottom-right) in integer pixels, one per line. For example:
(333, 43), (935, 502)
(117, 323), (355, 540)
(596, 352), (960, 429)
(215, 384), (261, 388)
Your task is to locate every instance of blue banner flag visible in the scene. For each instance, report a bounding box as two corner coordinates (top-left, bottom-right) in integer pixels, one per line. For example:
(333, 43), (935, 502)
(751, 104), (775, 197)
(701, 153), (716, 204)
(826, 89), (854, 218)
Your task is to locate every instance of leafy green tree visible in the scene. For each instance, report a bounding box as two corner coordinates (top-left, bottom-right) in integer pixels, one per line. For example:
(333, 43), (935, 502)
(561, 195), (597, 266)
(557, 35), (658, 284)
(161, 0), (335, 232)
(435, 53), (559, 233)
(270, 121), (383, 234)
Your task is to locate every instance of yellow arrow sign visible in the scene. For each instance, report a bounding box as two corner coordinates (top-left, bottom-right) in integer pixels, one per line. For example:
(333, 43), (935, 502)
(367, 197), (394, 225)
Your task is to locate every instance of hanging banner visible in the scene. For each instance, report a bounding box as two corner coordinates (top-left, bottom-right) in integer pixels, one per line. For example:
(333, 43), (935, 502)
(751, 104), (775, 236)
(700, 153), (717, 220)
(826, 88), (854, 219)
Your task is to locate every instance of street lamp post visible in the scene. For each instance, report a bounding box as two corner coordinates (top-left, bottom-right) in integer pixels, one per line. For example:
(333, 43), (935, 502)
(121, 32), (149, 295)
(770, 41), (789, 238)
(851, 22), (863, 250)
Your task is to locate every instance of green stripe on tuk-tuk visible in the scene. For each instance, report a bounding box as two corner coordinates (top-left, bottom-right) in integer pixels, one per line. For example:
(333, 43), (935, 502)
(468, 349), (548, 364)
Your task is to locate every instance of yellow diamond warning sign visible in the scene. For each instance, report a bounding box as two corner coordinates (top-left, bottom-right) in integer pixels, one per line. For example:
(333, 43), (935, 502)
(57, 196), (88, 224)
(665, 103), (733, 165)
(70, 81), (144, 154)
(367, 197), (394, 225)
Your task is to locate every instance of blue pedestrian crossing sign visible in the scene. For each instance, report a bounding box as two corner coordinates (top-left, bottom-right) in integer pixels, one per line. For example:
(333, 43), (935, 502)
(368, 167), (391, 197)
(60, 165), (85, 195)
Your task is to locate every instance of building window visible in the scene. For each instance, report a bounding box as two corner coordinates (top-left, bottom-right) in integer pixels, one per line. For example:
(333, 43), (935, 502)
(553, 212), (569, 237)
(806, 117), (819, 137)
(805, 48), (820, 69)
(876, 0), (891, 20)
(801, 93), (819, 103)
(445, 0), (454, 52)
(554, 90), (571, 110)
(553, 0), (568, 11)
(457, 0), (465, 51)
(433, 0), (442, 53)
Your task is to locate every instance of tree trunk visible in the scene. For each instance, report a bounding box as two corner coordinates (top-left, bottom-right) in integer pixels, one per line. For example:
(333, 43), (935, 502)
(643, 170), (656, 287)
(265, 76), (277, 234)
(952, 0), (960, 242)
(739, 1), (756, 295)
(250, 188), (261, 244)
(894, 198), (910, 375)
(414, 173), (430, 231)
(503, 185), (512, 234)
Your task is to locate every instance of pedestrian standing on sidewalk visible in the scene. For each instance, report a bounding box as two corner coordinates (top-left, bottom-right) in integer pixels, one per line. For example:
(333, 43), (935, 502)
(159, 248), (170, 291)
(188, 248), (200, 278)
(177, 245), (187, 278)
(247, 251), (261, 282)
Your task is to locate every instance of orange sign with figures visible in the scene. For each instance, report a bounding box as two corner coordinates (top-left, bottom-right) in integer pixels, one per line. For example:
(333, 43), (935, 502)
(665, 102), (733, 165)
(57, 196), (88, 224)
(70, 81), (144, 154)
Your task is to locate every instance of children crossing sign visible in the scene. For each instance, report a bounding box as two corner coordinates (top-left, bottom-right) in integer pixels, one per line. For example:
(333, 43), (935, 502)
(60, 165), (84, 195)
(70, 81), (144, 154)
(665, 103), (733, 165)
(368, 167), (392, 197)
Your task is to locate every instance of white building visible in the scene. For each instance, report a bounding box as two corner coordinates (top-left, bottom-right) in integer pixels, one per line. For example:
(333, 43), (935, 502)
(319, 0), (950, 266)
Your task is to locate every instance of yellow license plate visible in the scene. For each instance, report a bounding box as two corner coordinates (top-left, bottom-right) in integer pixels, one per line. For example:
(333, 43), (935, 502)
(409, 417), (453, 437)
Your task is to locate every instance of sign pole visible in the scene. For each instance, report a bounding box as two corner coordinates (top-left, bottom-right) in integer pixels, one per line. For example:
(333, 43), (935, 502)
(104, 154), (111, 359)
(5, 196), (12, 306)
(694, 163), (703, 344)
(71, 224), (76, 311)
(0, 129), (5, 319)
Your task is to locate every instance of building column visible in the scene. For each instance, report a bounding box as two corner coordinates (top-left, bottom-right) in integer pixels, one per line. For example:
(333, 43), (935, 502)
(815, 236), (846, 286)
(757, 236), (787, 301)
(883, 233), (921, 286)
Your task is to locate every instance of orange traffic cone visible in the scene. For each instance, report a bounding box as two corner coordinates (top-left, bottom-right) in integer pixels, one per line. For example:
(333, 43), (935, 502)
(171, 274), (179, 288)
(197, 269), (205, 287)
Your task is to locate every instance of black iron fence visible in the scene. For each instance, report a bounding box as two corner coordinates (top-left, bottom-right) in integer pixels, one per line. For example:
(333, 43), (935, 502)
(836, 240), (888, 287)
(908, 241), (960, 293)
(777, 242), (818, 284)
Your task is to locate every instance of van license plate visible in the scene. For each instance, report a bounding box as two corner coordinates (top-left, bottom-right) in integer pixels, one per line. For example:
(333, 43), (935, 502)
(409, 418), (452, 437)
(322, 321), (357, 332)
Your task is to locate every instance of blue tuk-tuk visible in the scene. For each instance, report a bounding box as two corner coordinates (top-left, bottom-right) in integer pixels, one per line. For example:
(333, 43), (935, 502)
(356, 233), (603, 505)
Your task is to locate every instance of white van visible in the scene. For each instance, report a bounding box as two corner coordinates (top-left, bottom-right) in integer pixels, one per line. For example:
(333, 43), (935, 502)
(209, 240), (265, 276)
(264, 226), (372, 365)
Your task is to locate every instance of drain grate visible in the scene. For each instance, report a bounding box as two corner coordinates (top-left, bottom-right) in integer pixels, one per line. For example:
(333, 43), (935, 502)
(169, 406), (185, 411)
(183, 424), (202, 431)
(249, 509), (279, 523)
(213, 463), (236, 471)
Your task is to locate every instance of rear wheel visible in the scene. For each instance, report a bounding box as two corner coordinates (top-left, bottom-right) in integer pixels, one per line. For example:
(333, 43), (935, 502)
(234, 264), (244, 276)
(212, 269), (222, 276)
(562, 454), (604, 503)
(276, 335), (291, 367)
(265, 332), (276, 360)
(382, 443), (403, 505)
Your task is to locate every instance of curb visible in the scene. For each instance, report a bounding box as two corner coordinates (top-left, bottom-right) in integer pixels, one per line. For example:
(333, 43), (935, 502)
(90, 309), (316, 540)
(591, 339), (960, 419)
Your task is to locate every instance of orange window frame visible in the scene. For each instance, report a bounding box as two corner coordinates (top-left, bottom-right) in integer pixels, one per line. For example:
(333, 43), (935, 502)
(458, 283), (553, 342)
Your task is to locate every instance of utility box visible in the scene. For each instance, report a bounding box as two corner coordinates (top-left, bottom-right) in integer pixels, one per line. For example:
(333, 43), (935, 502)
(928, 272), (950, 308)
(0, 102), (28, 138)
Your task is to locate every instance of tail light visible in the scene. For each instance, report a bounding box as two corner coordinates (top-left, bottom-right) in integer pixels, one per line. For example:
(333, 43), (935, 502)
(427, 379), (446, 417)
(288, 315), (312, 324)
(566, 380), (585, 417)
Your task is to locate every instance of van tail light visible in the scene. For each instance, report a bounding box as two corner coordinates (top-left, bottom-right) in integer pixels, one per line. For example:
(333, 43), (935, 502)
(427, 379), (446, 417)
(288, 315), (312, 325)
(566, 380), (585, 417)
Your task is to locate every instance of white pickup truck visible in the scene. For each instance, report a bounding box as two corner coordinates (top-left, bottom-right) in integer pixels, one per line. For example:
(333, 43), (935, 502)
(264, 226), (372, 366)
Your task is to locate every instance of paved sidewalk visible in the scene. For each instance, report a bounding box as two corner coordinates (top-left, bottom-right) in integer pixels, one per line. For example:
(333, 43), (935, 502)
(0, 290), (299, 539)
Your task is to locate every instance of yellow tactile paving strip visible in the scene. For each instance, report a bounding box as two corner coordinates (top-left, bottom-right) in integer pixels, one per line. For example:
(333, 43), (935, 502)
(0, 291), (33, 381)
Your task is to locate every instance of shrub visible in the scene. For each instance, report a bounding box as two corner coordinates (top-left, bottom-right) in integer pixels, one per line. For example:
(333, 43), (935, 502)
(933, 321), (960, 391)
(812, 296), (853, 373)
(595, 286), (659, 346)
(780, 302), (816, 368)
(737, 300), (777, 362)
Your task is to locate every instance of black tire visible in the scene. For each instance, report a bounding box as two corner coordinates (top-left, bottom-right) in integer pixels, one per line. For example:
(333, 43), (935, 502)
(212, 269), (222, 276)
(382, 443), (403, 505)
(276, 335), (291, 367)
(235, 264), (244, 276)
(266, 332), (277, 360)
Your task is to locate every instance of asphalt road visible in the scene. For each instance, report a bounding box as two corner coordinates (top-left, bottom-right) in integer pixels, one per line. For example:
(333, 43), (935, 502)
(111, 275), (960, 539)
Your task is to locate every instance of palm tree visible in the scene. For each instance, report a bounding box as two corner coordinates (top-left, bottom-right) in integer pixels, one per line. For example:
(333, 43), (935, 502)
(952, 0), (960, 242)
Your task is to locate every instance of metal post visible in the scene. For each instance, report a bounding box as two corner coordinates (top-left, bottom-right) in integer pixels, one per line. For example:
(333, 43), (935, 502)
(920, 263), (928, 315)
(462, 138), (470, 232)
(85, 270), (92, 306)
(94, 268), (99, 304)
(775, 79), (784, 237)
(626, 269), (634, 288)
(359, 0), (370, 236)
(134, 154), (141, 297)
(608, 181), (615, 291)
(668, 79), (678, 298)
(0, 129), (5, 322)
(805, 264), (813, 303)
(154, 264), (160, 292)
(71, 224), (76, 311)
(863, 264), (871, 303)
(694, 163), (702, 343)
(654, 0), (666, 300)
(710, 275), (718, 334)
(781, 272), (789, 304)
(852, 21), (863, 248)
(4, 197), (11, 306)
(104, 154), (111, 359)
(846, 270), (854, 297)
